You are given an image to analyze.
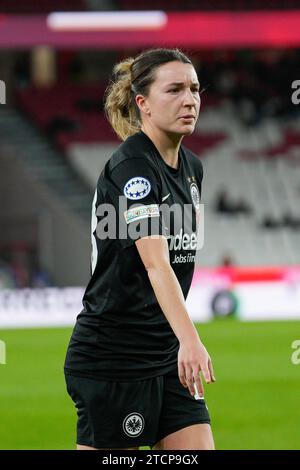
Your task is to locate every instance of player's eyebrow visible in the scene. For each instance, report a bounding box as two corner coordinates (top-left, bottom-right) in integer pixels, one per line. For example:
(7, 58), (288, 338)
(166, 81), (200, 87)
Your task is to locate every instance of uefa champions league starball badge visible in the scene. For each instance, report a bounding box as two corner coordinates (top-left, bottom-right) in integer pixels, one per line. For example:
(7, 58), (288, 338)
(123, 177), (151, 200)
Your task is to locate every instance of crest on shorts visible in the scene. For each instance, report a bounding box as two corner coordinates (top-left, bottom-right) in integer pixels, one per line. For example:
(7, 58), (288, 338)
(123, 177), (151, 200)
(123, 413), (145, 437)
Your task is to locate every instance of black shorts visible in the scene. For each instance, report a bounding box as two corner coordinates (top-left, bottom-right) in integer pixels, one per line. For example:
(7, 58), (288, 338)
(64, 367), (211, 449)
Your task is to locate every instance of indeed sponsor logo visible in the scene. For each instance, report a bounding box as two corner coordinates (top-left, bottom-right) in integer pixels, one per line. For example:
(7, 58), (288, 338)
(172, 253), (196, 264)
(166, 228), (198, 251)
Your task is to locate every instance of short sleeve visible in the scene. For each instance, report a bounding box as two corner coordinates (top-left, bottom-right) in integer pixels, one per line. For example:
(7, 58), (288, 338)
(105, 158), (166, 249)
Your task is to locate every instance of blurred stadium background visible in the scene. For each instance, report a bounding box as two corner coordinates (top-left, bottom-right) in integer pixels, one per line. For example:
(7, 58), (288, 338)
(0, 0), (300, 450)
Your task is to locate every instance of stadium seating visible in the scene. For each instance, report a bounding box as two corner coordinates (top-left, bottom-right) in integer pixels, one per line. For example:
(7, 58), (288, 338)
(65, 100), (300, 266)
(16, 76), (300, 267)
(16, 83), (226, 151)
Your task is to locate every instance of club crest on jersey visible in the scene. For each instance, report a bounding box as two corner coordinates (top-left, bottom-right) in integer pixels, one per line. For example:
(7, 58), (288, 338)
(123, 177), (151, 200)
(190, 182), (200, 210)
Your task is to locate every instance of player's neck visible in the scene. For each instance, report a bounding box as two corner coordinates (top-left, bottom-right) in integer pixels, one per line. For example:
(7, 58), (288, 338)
(141, 125), (183, 170)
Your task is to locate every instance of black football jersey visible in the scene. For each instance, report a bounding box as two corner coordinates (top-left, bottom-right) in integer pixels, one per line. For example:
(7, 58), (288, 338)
(64, 130), (203, 381)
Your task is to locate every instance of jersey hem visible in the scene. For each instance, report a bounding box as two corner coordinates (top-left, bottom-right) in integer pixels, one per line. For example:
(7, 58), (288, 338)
(64, 362), (178, 382)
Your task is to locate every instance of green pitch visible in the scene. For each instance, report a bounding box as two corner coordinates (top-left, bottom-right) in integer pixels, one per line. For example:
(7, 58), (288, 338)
(0, 319), (299, 450)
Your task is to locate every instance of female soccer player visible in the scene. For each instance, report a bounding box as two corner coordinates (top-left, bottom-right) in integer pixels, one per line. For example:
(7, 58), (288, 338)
(64, 48), (216, 450)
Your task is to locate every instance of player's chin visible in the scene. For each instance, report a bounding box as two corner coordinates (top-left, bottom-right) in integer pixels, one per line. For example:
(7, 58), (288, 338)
(168, 122), (196, 137)
(178, 123), (195, 136)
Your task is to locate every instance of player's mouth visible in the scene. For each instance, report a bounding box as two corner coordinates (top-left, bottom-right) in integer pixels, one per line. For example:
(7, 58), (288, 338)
(179, 115), (195, 121)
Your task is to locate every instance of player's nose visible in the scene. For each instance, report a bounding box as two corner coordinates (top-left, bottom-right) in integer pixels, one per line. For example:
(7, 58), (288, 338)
(182, 88), (197, 106)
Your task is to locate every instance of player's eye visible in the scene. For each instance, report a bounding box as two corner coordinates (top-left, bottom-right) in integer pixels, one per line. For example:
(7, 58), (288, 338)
(168, 88), (180, 93)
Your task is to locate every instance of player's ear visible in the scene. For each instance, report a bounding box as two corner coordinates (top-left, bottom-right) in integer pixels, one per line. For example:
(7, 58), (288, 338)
(135, 94), (150, 116)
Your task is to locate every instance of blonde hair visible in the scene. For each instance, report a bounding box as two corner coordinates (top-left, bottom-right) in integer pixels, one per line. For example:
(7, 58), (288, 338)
(104, 48), (192, 141)
(104, 57), (139, 141)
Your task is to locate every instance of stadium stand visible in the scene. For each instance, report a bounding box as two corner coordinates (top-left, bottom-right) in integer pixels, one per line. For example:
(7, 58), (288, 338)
(10, 49), (300, 267)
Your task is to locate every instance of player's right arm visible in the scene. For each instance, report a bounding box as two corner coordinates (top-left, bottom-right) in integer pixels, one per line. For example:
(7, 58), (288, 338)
(135, 236), (216, 397)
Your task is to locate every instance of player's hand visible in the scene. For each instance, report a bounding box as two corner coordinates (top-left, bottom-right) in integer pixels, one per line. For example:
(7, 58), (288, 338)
(178, 339), (216, 397)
